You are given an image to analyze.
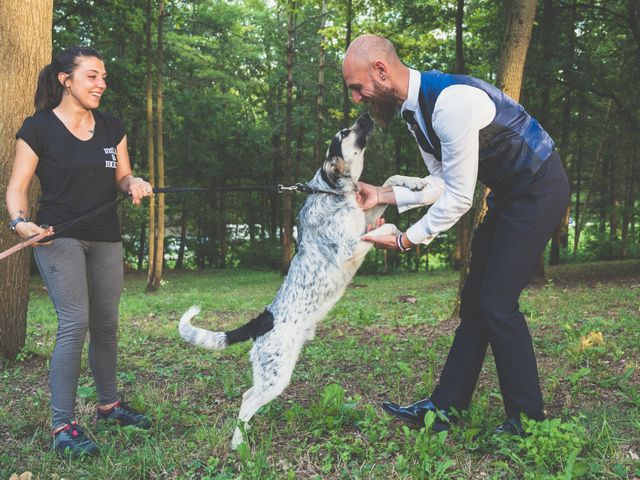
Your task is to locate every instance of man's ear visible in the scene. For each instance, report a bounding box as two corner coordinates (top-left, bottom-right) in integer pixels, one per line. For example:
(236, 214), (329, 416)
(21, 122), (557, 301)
(373, 60), (387, 81)
(321, 156), (345, 188)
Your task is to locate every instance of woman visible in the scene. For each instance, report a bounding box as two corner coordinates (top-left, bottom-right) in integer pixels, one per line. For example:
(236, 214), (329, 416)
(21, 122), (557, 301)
(6, 46), (153, 458)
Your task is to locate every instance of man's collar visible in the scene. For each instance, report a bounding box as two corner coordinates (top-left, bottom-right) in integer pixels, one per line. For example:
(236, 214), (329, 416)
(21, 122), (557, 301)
(400, 68), (421, 115)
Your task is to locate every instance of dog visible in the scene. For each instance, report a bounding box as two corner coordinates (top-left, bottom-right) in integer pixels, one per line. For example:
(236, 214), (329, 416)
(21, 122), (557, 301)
(179, 113), (443, 447)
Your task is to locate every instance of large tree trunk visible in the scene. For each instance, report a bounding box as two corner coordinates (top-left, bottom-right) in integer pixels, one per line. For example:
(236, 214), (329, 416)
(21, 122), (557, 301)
(452, 0), (537, 317)
(148, 0), (166, 292)
(280, 1), (296, 275)
(0, 1), (53, 359)
(145, 0), (156, 284)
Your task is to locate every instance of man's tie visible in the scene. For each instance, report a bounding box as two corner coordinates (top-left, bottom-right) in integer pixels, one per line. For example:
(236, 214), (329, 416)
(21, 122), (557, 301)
(402, 109), (432, 153)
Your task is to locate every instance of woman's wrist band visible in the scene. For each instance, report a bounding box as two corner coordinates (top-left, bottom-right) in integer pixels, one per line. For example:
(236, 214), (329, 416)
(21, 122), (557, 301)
(396, 233), (411, 253)
(9, 217), (29, 233)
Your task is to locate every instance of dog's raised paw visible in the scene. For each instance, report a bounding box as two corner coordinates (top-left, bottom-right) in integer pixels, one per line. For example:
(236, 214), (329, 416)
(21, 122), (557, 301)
(384, 175), (429, 191)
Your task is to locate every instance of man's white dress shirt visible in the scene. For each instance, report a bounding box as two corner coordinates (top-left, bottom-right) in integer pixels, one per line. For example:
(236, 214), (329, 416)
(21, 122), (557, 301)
(393, 68), (496, 245)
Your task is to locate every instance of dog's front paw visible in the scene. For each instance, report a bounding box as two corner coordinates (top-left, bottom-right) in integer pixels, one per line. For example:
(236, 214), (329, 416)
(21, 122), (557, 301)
(384, 175), (429, 191)
(367, 223), (398, 237)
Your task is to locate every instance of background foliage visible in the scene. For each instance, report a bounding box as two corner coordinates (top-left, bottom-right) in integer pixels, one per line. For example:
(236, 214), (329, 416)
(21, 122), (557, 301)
(51, 0), (640, 272)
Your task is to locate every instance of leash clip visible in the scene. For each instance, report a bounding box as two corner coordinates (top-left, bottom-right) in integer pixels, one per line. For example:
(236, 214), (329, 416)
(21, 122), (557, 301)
(277, 184), (303, 193)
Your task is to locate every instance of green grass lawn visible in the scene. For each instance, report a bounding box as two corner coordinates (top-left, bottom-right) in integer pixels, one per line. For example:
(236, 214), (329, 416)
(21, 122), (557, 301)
(1, 260), (639, 479)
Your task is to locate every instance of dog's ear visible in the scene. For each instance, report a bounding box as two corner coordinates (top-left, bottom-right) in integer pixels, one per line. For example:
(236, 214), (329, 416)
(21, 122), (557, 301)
(321, 156), (346, 188)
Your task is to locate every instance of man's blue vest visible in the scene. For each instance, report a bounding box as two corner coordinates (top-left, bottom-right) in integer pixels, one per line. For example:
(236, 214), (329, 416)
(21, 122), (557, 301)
(416, 70), (555, 190)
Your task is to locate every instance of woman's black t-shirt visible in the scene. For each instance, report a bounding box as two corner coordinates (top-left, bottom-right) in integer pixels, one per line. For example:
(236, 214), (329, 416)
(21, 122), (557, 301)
(16, 110), (125, 241)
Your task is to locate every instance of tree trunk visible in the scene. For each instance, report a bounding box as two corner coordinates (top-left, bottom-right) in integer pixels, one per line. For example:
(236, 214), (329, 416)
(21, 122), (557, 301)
(620, 145), (635, 258)
(452, 0), (537, 318)
(217, 191), (227, 269)
(455, 0), (465, 74)
(530, 0), (555, 280)
(137, 221), (146, 270)
(342, 0), (353, 128)
(280, 1), (296, 275)
(148, 0), (166, 292)
(0, 0), (53, 359)
(575, 99), (613, 250)
(145, 0), (156, 284)
(573, 110), (584, 253)
(314, 0), (327, 165)
(495, 0), (537, 101)
(175, 198), (187, 270)
(550, 0), (577, 265)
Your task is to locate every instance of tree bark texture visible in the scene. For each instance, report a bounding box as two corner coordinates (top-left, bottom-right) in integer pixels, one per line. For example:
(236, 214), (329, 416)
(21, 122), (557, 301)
(145, 0), (156, 283)
(0, 1), (53, 359)
(280, 1), (296, 275)
(148, 0), (166, 292)
(455, 0), (465, 74)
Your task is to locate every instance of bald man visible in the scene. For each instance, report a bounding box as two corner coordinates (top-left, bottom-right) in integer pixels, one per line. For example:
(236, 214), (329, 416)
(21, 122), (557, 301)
(344, 34), (570, 435)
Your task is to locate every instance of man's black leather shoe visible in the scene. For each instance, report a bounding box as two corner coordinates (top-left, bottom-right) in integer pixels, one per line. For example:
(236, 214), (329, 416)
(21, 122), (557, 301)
(381, 398), (449, 431)
(493, 417), (525, 437)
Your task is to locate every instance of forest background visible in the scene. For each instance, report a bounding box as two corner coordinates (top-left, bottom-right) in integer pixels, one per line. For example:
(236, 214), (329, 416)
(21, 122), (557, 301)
(47, 0), (640, 276)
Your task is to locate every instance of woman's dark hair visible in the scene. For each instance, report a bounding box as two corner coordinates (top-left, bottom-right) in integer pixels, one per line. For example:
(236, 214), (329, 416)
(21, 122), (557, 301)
(34, 46), (103, 113)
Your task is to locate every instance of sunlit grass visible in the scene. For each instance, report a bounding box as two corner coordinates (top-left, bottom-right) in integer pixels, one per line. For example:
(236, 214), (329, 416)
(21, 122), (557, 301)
(1, 260), (639, 479)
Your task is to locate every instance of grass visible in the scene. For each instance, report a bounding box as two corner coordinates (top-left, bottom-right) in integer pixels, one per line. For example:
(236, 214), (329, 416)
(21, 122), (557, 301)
(1, 259), (639, 479)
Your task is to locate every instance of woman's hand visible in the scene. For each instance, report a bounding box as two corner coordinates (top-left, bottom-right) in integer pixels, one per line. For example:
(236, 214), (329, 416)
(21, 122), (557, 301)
(127, 177), (154, 205)
(14, 222), (54, 245)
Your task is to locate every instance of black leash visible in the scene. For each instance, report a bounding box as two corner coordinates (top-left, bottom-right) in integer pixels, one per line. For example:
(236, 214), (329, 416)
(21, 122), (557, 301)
(1, 182), (340, 261)
(153, 183), (339, 195)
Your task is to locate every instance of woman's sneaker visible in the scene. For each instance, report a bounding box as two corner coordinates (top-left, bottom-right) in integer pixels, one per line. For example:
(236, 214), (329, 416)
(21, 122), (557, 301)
(52, 421), (99, 458)
(97, 400), (151, 429)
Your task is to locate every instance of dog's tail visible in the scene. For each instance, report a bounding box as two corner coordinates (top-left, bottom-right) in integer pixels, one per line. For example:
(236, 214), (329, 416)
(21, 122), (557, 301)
(179, 305), (275, 350)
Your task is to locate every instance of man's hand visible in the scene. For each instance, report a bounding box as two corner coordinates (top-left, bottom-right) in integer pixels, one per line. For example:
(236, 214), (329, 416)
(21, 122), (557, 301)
(361, 219), (414, 251)
(356, 181), (381, 210)
(361, 218), (394, 249)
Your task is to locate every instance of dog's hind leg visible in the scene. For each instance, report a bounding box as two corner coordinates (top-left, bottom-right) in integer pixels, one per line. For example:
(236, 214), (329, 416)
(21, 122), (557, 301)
(231, 342), (300, 449)
(231, 373), (293, 449)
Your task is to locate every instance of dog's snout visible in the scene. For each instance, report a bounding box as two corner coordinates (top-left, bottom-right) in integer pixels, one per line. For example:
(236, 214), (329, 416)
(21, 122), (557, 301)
(356, 113), (374, 131)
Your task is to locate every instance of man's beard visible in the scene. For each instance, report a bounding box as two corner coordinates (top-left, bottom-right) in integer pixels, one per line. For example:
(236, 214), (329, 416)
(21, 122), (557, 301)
(368, 82), (399, 128)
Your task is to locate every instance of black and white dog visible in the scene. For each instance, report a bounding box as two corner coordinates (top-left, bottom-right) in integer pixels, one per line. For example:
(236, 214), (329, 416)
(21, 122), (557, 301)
(179, 114), (441, 447)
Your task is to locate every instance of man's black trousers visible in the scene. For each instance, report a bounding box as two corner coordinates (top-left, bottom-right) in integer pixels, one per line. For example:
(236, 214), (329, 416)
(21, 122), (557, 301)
(430, 153), (570, 420)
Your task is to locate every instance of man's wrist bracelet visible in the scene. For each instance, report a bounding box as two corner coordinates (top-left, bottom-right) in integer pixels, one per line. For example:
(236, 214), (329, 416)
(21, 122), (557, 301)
(396, 234), (411, 253)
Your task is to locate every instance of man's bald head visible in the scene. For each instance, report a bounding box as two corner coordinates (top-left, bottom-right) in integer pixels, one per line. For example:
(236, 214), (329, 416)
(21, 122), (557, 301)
(343, 34), (402, 69)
